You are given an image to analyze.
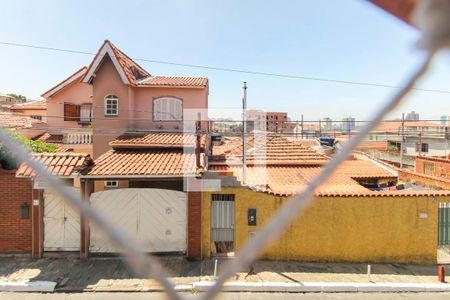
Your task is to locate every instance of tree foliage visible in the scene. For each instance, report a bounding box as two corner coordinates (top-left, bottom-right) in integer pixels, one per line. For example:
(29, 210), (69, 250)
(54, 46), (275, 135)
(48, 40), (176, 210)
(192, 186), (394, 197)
(7, 93), (27, 100)
(0, 131), (57, 170)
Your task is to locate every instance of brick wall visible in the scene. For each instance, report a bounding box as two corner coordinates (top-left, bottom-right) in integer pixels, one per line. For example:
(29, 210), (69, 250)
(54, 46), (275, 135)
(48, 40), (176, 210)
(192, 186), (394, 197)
(187, 191), (202, 259)
(0, 170), (32, 252)
(416, 156), (450, 178)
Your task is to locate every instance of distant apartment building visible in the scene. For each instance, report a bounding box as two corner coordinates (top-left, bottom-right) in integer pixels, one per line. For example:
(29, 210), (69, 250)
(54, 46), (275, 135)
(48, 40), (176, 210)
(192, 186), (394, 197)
(405, 111), (419, 121)
(321, 117), (332, 132)
(246, 110), (294, 133)
(441, 115), (450, 126)
(356, 121), (450, 169)
(342, 117), (356, 133)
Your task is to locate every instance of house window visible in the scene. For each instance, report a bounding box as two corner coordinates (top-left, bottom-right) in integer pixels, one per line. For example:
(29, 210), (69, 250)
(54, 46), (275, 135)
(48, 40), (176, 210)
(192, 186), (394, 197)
(104, 180), (118, 188)
(64, 103), (80, 121)
(421, 143), (429, 153)
(64, 103), (92, 122)
(153, 97), (182, 121)
(80, 103), (92, 123)
(104, 95), (118, 116)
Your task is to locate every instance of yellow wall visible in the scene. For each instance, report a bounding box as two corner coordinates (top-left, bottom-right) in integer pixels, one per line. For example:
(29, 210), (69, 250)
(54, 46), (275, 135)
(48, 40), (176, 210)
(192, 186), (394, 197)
(202, 188), (448, 263)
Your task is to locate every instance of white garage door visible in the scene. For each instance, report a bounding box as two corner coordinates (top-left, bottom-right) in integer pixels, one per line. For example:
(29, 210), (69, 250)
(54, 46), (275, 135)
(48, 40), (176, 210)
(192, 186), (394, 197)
(43, 188), (80, 251)
(89, 188), (187, 253)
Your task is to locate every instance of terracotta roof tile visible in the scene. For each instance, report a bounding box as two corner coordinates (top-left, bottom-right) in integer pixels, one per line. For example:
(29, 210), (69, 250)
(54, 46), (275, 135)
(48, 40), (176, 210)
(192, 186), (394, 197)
(10, 100), (47, 110)
(110, 133), (203, 149)
(371, 121), (446, 132)
(86, 149), (202, 177)
(209, 163), (448, 197)
(211, 135), (328, 166)
(83, 40), (208, 89)
(336, 160), (397, 178)
(0, 112), (45, 128)
(108, 41), (150, 85)
(16, 153), (93, 177)
(137, 76), (208, 88)
(337, 139), (389, 151)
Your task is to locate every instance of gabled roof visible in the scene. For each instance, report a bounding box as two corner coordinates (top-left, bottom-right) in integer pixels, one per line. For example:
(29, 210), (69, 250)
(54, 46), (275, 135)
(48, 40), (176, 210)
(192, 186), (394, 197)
(16, 153), (93, 177)
(82, 40), (150, 86)
(41, 67), (87, 98)
(82, 40), (208, 88)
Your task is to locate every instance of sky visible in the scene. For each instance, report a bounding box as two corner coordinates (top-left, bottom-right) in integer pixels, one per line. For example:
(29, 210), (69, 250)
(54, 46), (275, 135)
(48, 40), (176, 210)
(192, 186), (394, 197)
(0, 0), (449, 122)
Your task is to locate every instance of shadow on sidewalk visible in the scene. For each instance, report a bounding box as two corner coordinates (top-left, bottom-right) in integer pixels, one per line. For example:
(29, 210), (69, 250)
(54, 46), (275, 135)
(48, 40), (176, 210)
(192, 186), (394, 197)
(0, 256), (442, 292)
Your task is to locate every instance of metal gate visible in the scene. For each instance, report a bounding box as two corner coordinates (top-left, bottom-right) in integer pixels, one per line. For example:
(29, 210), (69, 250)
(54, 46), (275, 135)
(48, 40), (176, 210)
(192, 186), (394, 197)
(438, 203), (450, 246)
(211, 194), (235, 247)
(89, 188), (187, 253)
(43, 188), (81, 251)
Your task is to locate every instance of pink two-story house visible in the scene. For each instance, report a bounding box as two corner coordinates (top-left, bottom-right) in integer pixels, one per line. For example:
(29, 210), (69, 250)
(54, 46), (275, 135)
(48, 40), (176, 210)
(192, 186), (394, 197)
(32, 40), (209, 259)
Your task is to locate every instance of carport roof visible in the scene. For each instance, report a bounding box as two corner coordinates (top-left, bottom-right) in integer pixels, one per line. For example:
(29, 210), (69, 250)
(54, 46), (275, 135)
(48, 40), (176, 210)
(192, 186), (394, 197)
(84, 149), (203, 178)
(16, 153), (93, 177)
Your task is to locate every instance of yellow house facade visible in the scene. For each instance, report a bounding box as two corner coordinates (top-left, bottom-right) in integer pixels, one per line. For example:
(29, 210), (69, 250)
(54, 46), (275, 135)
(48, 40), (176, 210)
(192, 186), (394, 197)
(202, 187), (450, 263)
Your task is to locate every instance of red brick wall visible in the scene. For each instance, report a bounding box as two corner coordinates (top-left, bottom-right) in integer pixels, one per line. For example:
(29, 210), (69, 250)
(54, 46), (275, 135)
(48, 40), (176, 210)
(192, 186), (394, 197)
(187, 191), (202, 259)
(0, 170), (32, 252)
(416, 156), (450, 178)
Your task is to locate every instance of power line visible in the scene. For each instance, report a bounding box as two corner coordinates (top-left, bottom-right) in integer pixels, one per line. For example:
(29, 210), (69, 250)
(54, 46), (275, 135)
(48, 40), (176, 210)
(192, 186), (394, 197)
(5, 114), (450, 125)
(1, 41), (450, 94)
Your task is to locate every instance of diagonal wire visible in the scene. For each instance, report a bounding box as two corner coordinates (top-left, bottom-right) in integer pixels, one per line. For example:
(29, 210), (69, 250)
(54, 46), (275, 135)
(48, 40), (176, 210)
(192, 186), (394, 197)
(0, 128), (182, 300)
(201, 52), (436, 300)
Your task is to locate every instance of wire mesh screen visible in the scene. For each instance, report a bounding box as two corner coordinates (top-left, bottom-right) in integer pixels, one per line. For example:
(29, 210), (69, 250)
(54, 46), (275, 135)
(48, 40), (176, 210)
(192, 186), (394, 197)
(0, 1), (448, 299)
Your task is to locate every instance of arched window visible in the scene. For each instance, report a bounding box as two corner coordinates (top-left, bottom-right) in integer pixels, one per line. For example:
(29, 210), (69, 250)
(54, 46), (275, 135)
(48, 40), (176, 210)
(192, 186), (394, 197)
(104, 95), (118, 116)
(153, 97), (182, 121)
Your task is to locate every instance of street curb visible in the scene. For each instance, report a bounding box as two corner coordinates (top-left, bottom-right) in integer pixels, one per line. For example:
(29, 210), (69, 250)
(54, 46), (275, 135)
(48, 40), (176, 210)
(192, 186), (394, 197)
(0, 280), (56, 292)
(192, 281), (450, 293)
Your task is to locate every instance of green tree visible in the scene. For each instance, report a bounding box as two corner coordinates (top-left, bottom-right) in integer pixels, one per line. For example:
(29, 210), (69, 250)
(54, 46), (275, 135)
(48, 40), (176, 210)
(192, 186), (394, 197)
(0, 131), (57, 170)
(7, 93), (27, 100)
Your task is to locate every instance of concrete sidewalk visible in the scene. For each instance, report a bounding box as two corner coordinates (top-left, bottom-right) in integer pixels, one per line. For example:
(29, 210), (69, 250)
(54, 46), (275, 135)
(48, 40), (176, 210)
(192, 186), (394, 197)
(0, 256), (447, 292)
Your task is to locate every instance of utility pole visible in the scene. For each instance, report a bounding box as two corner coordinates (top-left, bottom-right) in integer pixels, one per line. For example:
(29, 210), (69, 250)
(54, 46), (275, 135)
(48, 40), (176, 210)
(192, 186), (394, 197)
(418, 131), (422, 157)
(400, 113), (405, 169)
(319, 120), (322, 137)
(301, 114), (304, 139)
(295, 120), (299, 139)
(242, 82), (247, 185)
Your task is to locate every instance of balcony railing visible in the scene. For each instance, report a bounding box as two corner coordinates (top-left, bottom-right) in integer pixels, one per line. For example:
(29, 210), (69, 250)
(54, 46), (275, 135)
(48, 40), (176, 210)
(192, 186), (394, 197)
(63, 131), (93, 144)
